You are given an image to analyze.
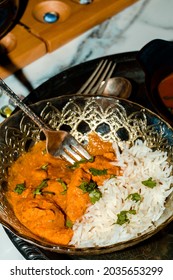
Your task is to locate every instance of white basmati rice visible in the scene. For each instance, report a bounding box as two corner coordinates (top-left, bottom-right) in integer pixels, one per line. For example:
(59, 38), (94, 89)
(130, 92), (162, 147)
(70, 140), (173, 247)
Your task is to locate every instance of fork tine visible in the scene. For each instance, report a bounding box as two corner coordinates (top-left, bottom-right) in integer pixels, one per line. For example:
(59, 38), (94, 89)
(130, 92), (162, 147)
(70, 140), (91, 160)
(59, 135), (91, 164)
(76, 59), (107, 95)
(68, 136), (91, 159)
(83, 60), (109, 95)
(97, 62), (117, 95)
(76, 59), (116, 96)
(91, 61), (116, 95)
(60, 150), (76, 164)
(62, 146), (82, 162)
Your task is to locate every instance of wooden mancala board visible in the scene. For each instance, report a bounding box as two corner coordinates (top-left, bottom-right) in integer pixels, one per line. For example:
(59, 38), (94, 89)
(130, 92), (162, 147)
(0, 0), (138, 78)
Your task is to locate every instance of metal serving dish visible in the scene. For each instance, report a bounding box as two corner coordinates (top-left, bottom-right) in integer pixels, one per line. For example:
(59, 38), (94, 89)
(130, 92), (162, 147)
(0, 95), (173, 255)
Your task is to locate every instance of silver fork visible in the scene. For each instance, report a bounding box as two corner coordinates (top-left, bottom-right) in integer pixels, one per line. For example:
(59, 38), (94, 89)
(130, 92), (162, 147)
(0, 79), (91, 165)
(76, 59), (116, 95)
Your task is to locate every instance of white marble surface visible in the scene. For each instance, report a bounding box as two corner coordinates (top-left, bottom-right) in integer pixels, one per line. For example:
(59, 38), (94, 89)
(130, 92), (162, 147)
(0, 0), (173, 259)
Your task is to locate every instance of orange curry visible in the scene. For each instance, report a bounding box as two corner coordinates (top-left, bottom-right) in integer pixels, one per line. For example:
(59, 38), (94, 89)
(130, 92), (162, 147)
(7, 132), (121, 245)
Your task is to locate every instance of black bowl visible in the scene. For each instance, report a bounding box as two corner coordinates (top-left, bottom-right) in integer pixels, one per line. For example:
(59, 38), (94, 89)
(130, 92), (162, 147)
(137, 39), (173, 127)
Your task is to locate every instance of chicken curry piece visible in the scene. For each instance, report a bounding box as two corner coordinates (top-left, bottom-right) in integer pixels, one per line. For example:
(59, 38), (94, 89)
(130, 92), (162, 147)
(7, 132), (121, 245)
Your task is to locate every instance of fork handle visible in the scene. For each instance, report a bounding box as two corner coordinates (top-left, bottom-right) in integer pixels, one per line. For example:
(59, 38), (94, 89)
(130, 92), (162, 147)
(0, 78), (50, 130)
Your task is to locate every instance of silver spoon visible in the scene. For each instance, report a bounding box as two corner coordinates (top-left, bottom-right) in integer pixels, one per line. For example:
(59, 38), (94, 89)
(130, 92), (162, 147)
(102, 77), (132, 98)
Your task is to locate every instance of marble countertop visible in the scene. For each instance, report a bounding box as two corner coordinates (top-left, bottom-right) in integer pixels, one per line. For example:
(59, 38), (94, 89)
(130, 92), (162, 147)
(0, 0), (173, 259)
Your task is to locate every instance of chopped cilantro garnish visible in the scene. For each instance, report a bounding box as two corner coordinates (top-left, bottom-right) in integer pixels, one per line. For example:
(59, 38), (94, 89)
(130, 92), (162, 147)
(78, 180), (102, 204)
(66, 219), (73, 228)
(78, 181), (89, 193)
(88, 156), (95, 163)
(79, 181), (97, 193)
(89, 168), (107, 176)
(57, 178), (68, 194)
(89, 189), (102, 204)
(116, 211), (129, 225)
(40, 163), (49, 171)
(68, 156), (95, 170)
(116, 209), (136, 225)
(33, 179), (52, 196)
(126, 193), (142, 202)
(14, 182), (26, 194)
(128, 209), (137, 215)
(141, 177), (157, 188)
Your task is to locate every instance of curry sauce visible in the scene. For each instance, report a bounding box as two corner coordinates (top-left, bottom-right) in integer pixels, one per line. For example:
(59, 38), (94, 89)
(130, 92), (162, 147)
(7, 132), (121, 245)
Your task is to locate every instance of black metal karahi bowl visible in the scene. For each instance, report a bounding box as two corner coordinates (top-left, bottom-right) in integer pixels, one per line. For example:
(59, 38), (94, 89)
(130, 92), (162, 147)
(0, 95), (173, 256)
(137, 39), (173, 127)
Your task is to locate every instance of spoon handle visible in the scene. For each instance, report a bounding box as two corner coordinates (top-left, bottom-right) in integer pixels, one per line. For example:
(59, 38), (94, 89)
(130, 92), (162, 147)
(0, 78), (49, 130)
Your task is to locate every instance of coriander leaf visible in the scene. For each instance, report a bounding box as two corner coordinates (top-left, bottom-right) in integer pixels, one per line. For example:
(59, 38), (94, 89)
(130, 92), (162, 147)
(126, 193), (142, 202)
(41, 191), (55, 195)
(78, 181), (89, 193)
(128, 209), (136, 215)
(68, 156), (95, 170)
(88, 156), (95, 163)
(37, 179), (48, 189)
(78, 181), (97, 193)
(116, 209), (136, 225)
(33, 179), (49, 196)
(78, 180), (102, 203)
(40, 163), (49, 171)
(33, 188), (42, 196)
(68, 161), (82, 170)
(116, 211), (129, 225)
(86, 181), (97, 193)
(89, 189), (102, 204)
(141, 177), (157, 188)
(66, 219), (73, 228)
(89, 168), (107, 176)
(14, 182), (26, 194)
(57, 178), (68, 194)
